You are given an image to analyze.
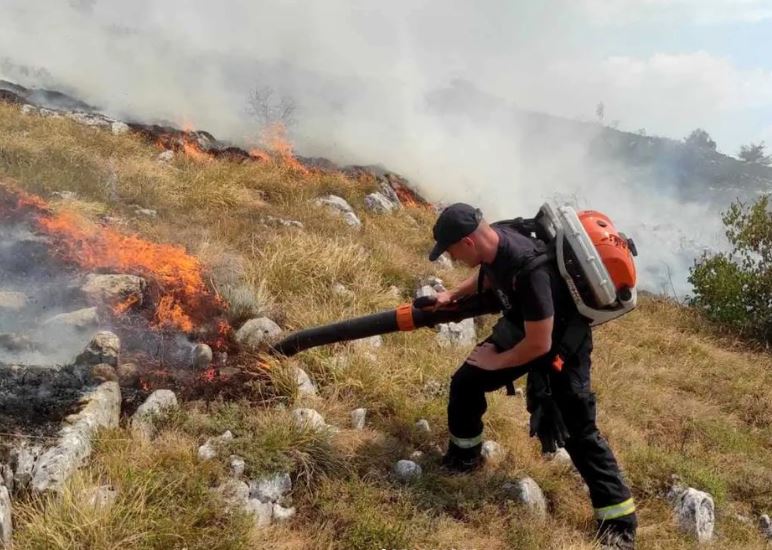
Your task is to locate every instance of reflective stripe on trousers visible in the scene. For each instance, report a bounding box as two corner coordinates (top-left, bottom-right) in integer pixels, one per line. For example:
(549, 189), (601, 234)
(594, 497), (636, 520)
(449, 432), (483, 449)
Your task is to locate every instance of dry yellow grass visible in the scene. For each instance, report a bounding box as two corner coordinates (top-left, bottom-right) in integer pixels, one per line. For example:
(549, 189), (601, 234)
(1, 102), (770, 549)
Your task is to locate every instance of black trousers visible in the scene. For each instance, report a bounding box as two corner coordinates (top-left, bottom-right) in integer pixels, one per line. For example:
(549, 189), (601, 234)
(447, 334), (635, 523)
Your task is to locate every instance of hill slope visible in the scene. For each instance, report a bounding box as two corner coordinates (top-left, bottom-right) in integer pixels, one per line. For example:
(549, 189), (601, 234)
(0, 102), (770, 549)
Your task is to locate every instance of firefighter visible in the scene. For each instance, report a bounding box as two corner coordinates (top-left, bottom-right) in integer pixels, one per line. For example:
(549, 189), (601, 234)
(428, 202), (637, 549)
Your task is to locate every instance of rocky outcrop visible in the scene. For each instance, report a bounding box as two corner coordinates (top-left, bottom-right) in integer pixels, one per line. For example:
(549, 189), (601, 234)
(313, 195), (362, 228)
(131, 389), (178, 438)
(31, 381), (121, 492)
(235, 317), (282, 351)
(668, 484), (715, 543)
(503, 477), (547, 518)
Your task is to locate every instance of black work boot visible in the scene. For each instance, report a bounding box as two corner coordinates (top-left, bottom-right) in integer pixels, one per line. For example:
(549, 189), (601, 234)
(597, 515), (637, 550)
(440, 442), (484, 473)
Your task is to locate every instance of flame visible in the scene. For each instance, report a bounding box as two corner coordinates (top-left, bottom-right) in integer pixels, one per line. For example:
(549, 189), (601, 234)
(113, 294), (140, 315)
(1, 183), (229, 336)
(252, 122), (308, 173)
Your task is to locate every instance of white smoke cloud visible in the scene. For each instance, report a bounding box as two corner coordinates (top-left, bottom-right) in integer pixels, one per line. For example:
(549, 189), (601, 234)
(0, 0), (758, 295)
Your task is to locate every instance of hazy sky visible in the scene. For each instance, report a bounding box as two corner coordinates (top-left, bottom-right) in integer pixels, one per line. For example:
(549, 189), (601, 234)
(2, 0), (772, 154)
(1, 0), (768, 294)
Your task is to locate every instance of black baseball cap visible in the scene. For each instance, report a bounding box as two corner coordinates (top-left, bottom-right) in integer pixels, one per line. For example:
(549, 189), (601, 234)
(428, 203), (483, 261)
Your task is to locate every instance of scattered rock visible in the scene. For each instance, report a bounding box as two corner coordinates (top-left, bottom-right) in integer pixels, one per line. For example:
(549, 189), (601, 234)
(433, 253), (453, 269)
(31, 381), (121, 492)
(514, 387), (524, 397)
(90, 363), (118, 383)
(415, 285), (437, 299)
(84, 485), (118, 510)
(246, 499), (273, 527)
(42, 307), (99, 331)
(350, 408), (367, 430)
(759, 514), (771, 540)
(436, 319), (476, 348)
(229, 455), (246, 478)
(249, 472), (292, 503)
(331, 282), (355, 300)
(668, 484), (715, 542)
(10, 443), (42, 491)
(387, 285), (402, 299)
(132, 389), (178, 438)
(261, 215), (304, 229)
(116, 362), (140, 387)
(415, 419), (431, 433)
(157, 150), (174, 162)
(235, 317), (282, 350)
(421, 276), (446, 292)
(76, 331), (121, 368)
(291, 408), (326, 431)
(293, 366), (317, 397)
(364, 192), (397, 214)
(214, 479), (250, 508)
(0, 291), (28, 312)
(352, 335), (383, 350)
(409, 450), (424, 461)
(377, 181), (402, 208)
(51, 190), (78, 201)
(81, 273), (146, 307)
(111, 121), (130, 135)
(313, 195), (362, 228)
(545, 447), (572, 465)
(272, 503), (296, 522)
(0, 484), (10, 547)
(503, 477), (547, 518)
(482, 440), (503, 461)
(20, 103), (36, 115)
(192, 343), (213, 370)
(198, 431), (234, 461)
(394, 460), (422, 482)
(133, 207), (157, 218)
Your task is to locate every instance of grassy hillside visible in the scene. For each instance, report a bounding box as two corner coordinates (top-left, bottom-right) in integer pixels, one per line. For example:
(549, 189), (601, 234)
(1, 102), (770, 549)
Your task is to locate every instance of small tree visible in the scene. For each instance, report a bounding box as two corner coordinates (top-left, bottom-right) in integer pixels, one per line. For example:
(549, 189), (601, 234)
(596, 102), (605, 124)
(684, 128), (717, 151)
(737, 141), (772, 165)
(689, 196), (772, 343)
(247, 86), (297, 130)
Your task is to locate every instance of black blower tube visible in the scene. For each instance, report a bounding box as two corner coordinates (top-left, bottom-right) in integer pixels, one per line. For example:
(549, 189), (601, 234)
(271, 291), (502, 357)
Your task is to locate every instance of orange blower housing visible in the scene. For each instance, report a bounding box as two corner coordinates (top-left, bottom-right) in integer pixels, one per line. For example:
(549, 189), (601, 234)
(577, 210), (637, 292)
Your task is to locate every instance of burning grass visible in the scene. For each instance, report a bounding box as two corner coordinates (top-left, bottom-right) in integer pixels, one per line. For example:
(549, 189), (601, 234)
(1, 101), (771, 548)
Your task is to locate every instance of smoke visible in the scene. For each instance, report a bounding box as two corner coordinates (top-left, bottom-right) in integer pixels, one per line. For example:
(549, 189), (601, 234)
(0, 0), (740, 295)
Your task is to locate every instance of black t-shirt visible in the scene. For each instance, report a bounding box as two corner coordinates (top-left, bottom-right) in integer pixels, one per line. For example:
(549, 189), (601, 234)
(482, 223), (582, 342)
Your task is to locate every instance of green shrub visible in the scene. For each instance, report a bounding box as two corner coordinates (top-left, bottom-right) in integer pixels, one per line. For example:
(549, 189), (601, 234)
(689, 197), (771, 343)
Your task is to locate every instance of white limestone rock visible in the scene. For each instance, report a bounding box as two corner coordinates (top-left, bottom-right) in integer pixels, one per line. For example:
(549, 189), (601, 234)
(77, 330), (121, 367)
(197, 431), (234, 461)
(235, 317), (281, 351)
(131, 389), (178, 438)
(331, 282), (355, 300)
(759, 514), (772, 540)
(292, 408), (326, 430)
(353, 335), (383, 350)
(31, 382), (121, 492)
(42, 307), (99, 331)
(111, 121), (130, 135)
(482, 440), (503, 461)
(157, 150), (174, 162)
(82, 273), (146, 307)
(394, 460), (422, 482)
(436, 319), (476, 348)
(273, 503), (296, 522)
(192, 343), (213, 370)
(313, 195), (361, 228)
(415, 285), (437, 299)
(0, 484), (11, 547)
(415, 419), (431, 433)
(246, 499), (273, 527)
(249, 472), (291, 503)
(229, 455), (246, 479)
(503, 477), (547, 518)
(293, 366), (317, 397)
(668, 485), (715, 542)
(84, 485), (118, 510)
(350, 408), (367, 430)
(364, 192), (397, 214)
(433, 253), (453, 269)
